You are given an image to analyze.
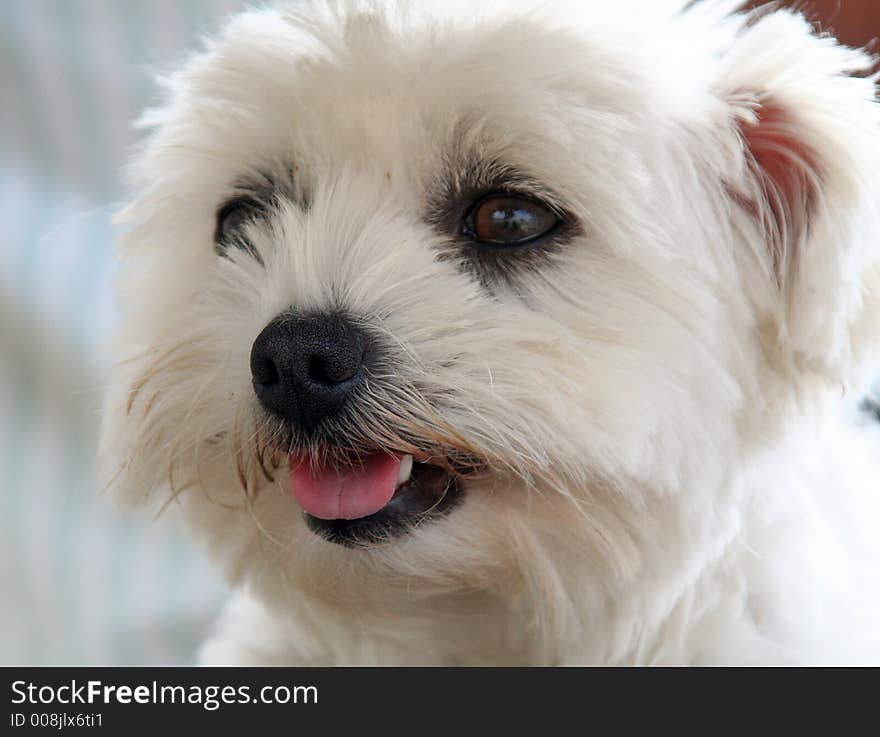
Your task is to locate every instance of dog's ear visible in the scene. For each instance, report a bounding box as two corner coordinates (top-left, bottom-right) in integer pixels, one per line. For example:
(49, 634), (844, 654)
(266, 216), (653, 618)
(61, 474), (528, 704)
(717, 8), (880, 381)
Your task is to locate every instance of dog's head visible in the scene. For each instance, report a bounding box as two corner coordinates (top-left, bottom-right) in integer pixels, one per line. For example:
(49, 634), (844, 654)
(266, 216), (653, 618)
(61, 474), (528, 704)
(101, 0), (880, 639)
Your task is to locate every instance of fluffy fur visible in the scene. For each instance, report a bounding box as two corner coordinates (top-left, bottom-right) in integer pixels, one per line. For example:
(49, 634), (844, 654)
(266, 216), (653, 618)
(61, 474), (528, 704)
(100, 0), (880, 664)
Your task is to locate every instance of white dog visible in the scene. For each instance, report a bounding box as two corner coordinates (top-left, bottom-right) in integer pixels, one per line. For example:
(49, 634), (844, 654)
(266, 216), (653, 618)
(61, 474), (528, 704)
(100, 0), (880, 664)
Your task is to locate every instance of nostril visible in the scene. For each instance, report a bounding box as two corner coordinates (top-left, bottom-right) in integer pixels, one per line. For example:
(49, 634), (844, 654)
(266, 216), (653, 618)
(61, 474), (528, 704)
(307, 353), (360, 386)
(252, 356), (279, 388)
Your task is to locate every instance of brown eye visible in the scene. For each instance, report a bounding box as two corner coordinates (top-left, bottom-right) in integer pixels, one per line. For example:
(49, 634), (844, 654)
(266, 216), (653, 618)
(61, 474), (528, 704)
(464, 193), (560, 246)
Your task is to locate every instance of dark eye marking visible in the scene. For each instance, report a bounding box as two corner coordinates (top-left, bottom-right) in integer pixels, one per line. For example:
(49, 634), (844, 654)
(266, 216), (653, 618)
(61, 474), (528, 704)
(215, 196), (262, 242)
(463, 192), (561, 247)
(214, 195), (266, 250)
(214, 167), (307, 260)
(214, 195), (268, 260)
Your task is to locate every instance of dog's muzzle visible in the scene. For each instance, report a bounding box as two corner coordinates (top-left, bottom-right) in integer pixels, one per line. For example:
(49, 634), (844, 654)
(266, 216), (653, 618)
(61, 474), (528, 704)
(250, 311), (464, 546)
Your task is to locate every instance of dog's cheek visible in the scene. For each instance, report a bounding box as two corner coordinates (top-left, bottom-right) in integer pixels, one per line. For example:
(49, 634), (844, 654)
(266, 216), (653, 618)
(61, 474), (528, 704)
(97, 372), (161, 505)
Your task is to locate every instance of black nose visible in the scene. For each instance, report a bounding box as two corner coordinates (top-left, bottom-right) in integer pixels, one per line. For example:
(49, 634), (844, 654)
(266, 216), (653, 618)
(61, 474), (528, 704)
(250, 313), (367, 431)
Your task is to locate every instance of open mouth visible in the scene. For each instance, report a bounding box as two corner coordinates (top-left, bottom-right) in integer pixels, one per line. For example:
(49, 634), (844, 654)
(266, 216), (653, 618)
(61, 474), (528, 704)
(290, 451), (463, 546)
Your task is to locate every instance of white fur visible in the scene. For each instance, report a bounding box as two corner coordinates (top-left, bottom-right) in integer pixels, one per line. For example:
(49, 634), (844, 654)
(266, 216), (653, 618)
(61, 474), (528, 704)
(100, 0), (880, 664)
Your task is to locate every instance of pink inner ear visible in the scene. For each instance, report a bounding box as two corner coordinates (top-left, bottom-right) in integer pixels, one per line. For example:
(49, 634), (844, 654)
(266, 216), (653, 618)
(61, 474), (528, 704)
(738, 100), (820, 280)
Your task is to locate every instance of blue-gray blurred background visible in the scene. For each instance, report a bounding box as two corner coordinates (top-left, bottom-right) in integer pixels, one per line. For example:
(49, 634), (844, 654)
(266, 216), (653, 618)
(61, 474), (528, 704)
(0, 0), (251, 666)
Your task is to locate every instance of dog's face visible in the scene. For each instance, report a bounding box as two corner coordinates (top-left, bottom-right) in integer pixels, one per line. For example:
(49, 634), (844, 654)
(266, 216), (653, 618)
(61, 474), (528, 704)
(102, 1), (880, 629)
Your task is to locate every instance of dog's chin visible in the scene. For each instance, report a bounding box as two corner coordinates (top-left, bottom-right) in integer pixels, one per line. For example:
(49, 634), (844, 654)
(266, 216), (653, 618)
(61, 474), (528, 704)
(302, 460), (464, 547)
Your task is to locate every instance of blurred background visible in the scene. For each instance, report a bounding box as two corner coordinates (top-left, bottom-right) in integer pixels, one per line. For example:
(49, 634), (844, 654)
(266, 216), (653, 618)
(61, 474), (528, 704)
(0, 0), (247, 666)
(0, 0), (877, 665)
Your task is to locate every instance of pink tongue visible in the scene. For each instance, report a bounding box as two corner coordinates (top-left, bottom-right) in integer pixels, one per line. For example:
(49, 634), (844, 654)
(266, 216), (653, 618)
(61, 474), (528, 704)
(289, 452), (402, 520)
